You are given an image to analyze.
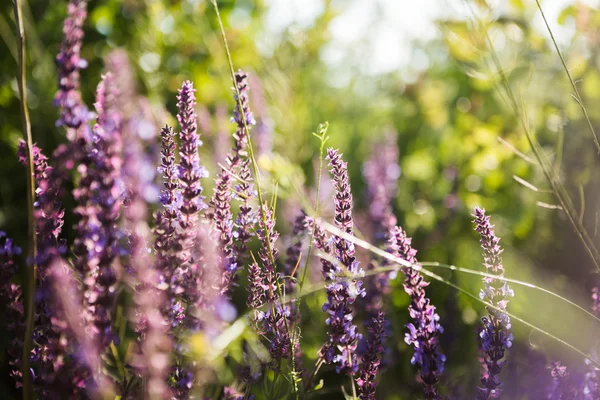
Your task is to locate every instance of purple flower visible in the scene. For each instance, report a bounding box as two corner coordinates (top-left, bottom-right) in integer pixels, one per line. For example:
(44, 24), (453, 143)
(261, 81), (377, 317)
(54, 0), (93, 141)
(18, 143), (91, 395)
(548, 361), (579, 399)
(304, 216), (336, 278)
(388, 226), (445, 399)
(221, 386), (244, 400)
(362, 132), (400, 243)
(176, 80), (207, 230)
(0, 232), (21, 300)
(356, 311), (386, 400)
(327, 148), (359, 274)
(253, 206), (293, 365)
(0, 233), (23, 387)
(473, 207), (513, 399)
(74, 73), (123, 347)
(284, 210), (307, 295)
(153, 124), (186, 316)
(319, 149), (365, 376)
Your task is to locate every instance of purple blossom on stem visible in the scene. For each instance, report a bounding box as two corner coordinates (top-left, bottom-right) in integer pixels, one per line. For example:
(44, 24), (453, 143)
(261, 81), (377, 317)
(54, 0), (93, 141)
(388, 226), (445, 399)
(0, 232), (21, 301)
(356, 311), (386, 400)
(0, 234), (23, 386)
(254, 205), (293, 365)
(362, 133), (400, 243)
(174, 81), (208, 310)
(549, 361), (579, 399)
(154, 125), (186, 314)
(80, 73), (123, 347)
(304, 216), (336, 278)
(18, 143), (89, 395)
(284, 211), (307, 295)
(320, 148), (365, 376)
(473, 207), (513, 399)
(177, 80), (207, 229)
(360, 133), (400, 320)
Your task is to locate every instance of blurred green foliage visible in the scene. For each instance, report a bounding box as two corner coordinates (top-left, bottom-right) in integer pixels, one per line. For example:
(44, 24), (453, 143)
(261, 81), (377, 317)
(3, 0), (600, 398)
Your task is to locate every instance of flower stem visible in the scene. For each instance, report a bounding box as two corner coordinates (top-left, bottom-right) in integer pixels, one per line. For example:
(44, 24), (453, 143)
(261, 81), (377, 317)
(210, 2), (298, 399)
(12, 0), (38, 398)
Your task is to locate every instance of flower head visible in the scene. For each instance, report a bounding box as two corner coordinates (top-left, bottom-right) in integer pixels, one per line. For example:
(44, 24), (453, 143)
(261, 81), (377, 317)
(389, 226), (445, 399)
(473, 207), (513, 399)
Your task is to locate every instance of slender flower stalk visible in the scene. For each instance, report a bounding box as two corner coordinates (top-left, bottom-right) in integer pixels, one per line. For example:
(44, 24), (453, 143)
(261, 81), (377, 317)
(54, 0), (93, 141)
(362, 133), (400, 243)
(356, 311), (386, 400)
(320, 148), (365, 376)
(78, 73), (123, 347)
(174, 81), (208, 309)
(360, 134), (400, 320)
(153, 124), (186, 325)
(388, 226), (445, 399)
(473, 208), (513, 399)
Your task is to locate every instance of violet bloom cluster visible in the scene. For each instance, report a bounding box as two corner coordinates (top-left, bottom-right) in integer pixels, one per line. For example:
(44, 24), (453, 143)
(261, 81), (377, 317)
(81, 73), (123, 346)
(549, 361), (579, 399)
(360, 134), (400, 319)
(1, 233), (24, 385)
(356, 311), (386, 400)
(0, 232), (21, 301)
(320, 148), (365, 375)
(209, 70), (257, 294)
(154, 125), (186, 326)
(254, 206), (293, 365)
(362, 133), (400, 242)
(18, 142), (66, 270)
(54, 0), (93, 141)
(388, 226), (445, 399)
(283, 210), (307, 295)
(231, 71), (257, 263)
(175, 81), (208, 305)
(473, 207), (514, 399)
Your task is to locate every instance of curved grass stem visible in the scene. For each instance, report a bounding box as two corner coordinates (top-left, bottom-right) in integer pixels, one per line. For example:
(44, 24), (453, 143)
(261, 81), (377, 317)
(210, 2), (299, 399)
(534, 0), (600, 156)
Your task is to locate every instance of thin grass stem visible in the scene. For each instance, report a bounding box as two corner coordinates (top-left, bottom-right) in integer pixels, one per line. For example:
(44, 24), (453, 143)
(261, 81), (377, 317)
(12, 0), (38, 398)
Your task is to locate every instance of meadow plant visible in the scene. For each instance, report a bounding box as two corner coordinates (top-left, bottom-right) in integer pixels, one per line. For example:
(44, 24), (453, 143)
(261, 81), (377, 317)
(4, 0), (600, 399)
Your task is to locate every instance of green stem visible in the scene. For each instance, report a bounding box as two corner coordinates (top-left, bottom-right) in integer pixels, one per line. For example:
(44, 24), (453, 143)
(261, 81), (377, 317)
(210, 2), (298, 399)
(12, 0), (38, 398)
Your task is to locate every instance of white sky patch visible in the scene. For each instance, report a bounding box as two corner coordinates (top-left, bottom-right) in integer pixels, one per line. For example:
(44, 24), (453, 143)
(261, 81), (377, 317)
(262, 0), (595, 75)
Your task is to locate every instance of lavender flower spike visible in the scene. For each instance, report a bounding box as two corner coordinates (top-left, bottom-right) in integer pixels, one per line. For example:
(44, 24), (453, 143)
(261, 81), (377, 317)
(320, 148), (365, 375)
(388, 226), (445, 399)
(84, 73), (123, 346)
(473, 207), (513, 399)
(177, 80), (207, 232)
(356, 311), (386, 400)
(54, 0), (93, 139)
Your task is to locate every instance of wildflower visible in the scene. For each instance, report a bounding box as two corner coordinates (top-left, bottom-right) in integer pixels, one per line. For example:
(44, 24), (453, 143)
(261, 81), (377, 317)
(54, 0), (93, 140)
(0, 234), (23, 386)
(356, 311), (386, 400)
(548, 361), (579, 399)
(360, 133), (399, 320)
(173, 80), (208, 315)
(320, 149), (365, 375)
(388, 226), (445, 399)
(362, 132), (399, 242)
(76, 73), (123, 346)
(473, 207), (513, 399)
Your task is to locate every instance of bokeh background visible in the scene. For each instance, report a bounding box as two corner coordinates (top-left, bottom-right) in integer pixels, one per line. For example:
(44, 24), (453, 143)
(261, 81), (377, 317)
(2, 0), (600, 398)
